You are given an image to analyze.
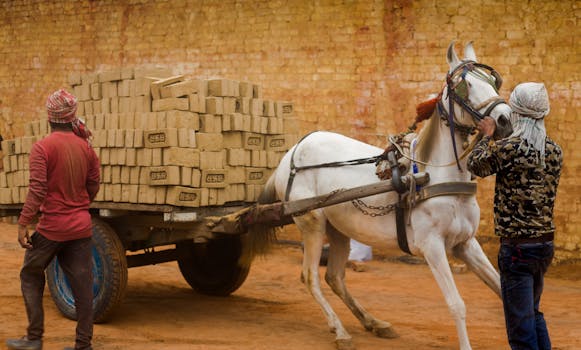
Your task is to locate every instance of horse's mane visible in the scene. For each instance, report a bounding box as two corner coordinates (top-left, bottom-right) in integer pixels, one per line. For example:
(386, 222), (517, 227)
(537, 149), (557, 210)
(413, 94), (441, 169)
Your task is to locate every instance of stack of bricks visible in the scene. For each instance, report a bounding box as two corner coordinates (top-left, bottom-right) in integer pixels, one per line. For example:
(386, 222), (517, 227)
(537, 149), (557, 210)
(0, 68), (299, 207)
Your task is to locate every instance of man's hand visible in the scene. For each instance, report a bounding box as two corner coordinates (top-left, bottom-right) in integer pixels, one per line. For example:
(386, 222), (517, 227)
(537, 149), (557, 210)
(18, 224), (33, 249)
(477, 117), (497, 137)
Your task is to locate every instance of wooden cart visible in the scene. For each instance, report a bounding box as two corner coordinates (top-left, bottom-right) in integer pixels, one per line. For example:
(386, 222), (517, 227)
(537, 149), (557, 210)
(0, 171), (428, 323)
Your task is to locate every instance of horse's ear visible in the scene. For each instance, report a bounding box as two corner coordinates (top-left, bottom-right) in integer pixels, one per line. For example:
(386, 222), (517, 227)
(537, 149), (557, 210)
(464, 41), (478, 62)
(447, 41), (460, 72)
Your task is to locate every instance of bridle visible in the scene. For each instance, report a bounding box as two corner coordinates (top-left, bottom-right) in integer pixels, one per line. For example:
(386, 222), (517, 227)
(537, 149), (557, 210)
(439, 60), (508, 170)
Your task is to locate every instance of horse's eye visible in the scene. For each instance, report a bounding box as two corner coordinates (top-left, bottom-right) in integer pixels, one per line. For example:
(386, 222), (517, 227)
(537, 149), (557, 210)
(466, 81), (472, 88)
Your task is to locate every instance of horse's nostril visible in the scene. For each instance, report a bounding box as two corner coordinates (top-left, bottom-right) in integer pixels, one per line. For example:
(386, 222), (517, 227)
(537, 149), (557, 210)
(493, 115), (513, 139)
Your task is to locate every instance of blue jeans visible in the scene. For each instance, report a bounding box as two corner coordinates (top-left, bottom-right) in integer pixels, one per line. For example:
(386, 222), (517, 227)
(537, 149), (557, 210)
(498, 241), (554, 350)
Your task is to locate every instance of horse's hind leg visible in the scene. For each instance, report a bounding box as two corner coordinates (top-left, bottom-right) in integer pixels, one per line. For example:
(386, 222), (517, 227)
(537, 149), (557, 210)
(453, 237), (501, 298)
(294, 210), (354, 350)
(324, 224), (398, 339)
(422, 237), (472, 350)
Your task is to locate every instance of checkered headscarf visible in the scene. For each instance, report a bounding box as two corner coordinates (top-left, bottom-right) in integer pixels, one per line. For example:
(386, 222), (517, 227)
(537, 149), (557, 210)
(46, 89), (78, 124)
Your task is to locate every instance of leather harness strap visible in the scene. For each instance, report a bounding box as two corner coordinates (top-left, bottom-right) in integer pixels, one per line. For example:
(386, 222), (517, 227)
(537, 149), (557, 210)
(396, 181), (477, 255)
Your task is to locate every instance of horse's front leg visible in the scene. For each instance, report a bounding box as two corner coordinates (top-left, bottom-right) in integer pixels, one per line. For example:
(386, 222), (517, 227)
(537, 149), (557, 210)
(295, 210), (354, 350)
(421, 236), (472, 350)
(453, 237), (501, 298)
(324, 223), (398, 339)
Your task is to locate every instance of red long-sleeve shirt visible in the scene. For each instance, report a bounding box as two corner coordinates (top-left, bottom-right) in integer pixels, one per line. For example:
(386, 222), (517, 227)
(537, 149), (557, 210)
(18, 131), (100, 241)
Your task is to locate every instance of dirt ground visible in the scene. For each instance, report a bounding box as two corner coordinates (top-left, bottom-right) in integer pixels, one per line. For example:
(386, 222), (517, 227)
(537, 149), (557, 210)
(1, 222), (580, 350)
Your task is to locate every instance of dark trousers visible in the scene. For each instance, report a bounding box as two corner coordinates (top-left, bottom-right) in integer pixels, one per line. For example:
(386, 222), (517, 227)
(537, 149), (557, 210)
(21, 232), (93, 350)
(498, 241), (554, 350)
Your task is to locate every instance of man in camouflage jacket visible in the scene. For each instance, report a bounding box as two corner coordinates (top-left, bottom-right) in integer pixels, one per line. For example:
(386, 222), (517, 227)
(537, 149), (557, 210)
(468, 82), (562, 350)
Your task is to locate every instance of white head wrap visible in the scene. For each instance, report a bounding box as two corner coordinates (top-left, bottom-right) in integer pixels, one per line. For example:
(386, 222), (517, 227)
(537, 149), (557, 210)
(508, 82), (550, 166)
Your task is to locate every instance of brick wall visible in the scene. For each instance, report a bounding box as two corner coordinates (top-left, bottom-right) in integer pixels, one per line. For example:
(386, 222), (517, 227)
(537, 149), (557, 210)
(0, 0), (579, 261)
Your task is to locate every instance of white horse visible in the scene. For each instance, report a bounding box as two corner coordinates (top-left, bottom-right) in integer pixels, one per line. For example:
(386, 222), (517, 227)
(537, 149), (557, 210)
(249, 42), (511, 350)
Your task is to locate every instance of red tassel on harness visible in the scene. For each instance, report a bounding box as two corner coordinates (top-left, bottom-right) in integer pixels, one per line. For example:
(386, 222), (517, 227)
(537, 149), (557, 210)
(415, 92), (442, 124)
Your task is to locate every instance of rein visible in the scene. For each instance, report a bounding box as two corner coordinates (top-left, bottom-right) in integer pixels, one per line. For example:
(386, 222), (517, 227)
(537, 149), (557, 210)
(285, 132), (382, 201)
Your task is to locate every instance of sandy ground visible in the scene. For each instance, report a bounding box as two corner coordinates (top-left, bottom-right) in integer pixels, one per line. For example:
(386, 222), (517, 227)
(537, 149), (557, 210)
(0, 221), (580, 350)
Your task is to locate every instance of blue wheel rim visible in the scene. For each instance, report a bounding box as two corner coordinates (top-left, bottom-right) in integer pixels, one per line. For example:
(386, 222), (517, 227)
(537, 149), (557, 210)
(51, 245), (104, 309)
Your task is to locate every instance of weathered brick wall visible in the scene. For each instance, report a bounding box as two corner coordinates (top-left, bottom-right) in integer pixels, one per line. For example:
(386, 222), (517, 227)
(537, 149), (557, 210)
(0, 0), (579, 261)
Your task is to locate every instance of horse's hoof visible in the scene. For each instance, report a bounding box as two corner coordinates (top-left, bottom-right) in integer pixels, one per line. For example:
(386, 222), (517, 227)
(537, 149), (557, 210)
(372, 321), (399, 339)
(335, 338), (356, 350)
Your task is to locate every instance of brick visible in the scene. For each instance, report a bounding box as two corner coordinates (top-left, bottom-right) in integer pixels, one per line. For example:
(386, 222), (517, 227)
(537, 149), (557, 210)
(135, 77), (157, 96)
(147, 166), (181, 185)
(267, 117), (283, 134)
(180, 167), (192, 186)
(267, 151), (283, 168)
(133, 95), (152, 112)
(263, 100), (276, 117)
(151, 148), (162, 166)
(165, 186), (202, 207)
(136, 148), (153, 166)
(177, 128), (196, 148)
(106, 130), (116, 147)
(114, 129), (125, 147)
(90, 83), (102, 100)
(119, 113), (135, 129)
(226, 166), (245, 183)
(111, 166), (121, 183)
(166, 110), (199, 130)
(250, 98), (263, 116)
(100, 148), (110, 165)
(163, 147), (200, 167)
(133, 129), (144, 147)
(275, 101), (294, 117)
(224, 113), (245, 131)
(120, 166), (131, 184)
(138, 185), (156, 204)
(201, 169), (228, 188)
(74, 84), (91, 101)
(208, 79), (231, 97)
(253, 84), (263, 98)
(84, 101), (94, 115)
(144, 128), (179, 148)
(151, 75), (185, 99)
(239, 82), (253, 98)
(118, 79), (131, 97)
(129, 167), (141, 184)
(226, 148), (246, 166)
(98, 69), (122, 82)
(191, 168), (201, 187)
(102, 81), (118, 98)
(81, 73), (98, 85)
(160, 79), (204, 98)
(119, 97), (131, 112)
(205, 97), (224, 115)
(189, 93), (207, 113)
(235, 97), (250, 114)
(223, 97), (236, 114)
(251, 150), (267, 167)
(265, 134), (290, 151)
(92, 100), (102, 114)
(110, 97), (119, 113)
(121, 68), (134, 80)
(200, 151), (224, 169)
(152, 97), (189, 111)
(100, 99), (111, 114)
(155, 186), (166, 204)
(222, 132), (264, 150)
(125, 148), (137, 166)
(245, 167), (270, 184)
(196, 133), (223, 151)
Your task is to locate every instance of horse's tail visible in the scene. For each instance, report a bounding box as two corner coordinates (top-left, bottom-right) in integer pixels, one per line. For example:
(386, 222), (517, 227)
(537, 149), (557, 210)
(239, 173), (279, 268)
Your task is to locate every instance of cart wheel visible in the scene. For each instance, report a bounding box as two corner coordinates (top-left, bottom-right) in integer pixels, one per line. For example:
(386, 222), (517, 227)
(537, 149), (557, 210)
(176, 236), (250, 296)
(47, 218), (127, 323)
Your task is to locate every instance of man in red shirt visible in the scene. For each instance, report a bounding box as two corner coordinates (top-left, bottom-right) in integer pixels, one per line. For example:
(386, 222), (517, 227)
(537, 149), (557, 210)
(6, 89), (100, 350)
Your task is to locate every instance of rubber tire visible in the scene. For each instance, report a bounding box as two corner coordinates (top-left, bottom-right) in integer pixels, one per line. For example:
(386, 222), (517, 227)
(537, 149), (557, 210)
(46, 217), (127, 323)
(176, 236), (250, 296)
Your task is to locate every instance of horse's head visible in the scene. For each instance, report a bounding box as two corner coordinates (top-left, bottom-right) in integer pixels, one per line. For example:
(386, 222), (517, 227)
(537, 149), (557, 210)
(443, 41), (513, 139)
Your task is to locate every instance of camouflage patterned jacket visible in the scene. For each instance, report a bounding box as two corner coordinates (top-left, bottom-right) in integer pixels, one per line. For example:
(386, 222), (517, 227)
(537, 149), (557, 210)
(467, 135), (562, 239)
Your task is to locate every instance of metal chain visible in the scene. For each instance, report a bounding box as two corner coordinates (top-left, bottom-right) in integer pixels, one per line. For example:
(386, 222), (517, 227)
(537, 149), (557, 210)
(351, 198), (397, 217)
